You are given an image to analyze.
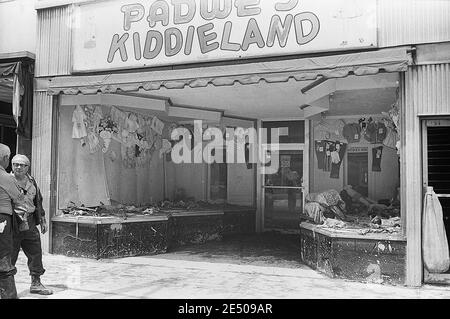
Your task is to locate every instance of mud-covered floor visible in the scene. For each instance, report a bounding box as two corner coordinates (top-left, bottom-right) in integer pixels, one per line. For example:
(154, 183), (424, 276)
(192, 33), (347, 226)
(151, 231), (303, 269)
(13, 230), (450, 299)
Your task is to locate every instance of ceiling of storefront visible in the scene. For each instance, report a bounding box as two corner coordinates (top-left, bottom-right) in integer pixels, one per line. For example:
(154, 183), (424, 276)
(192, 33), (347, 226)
(130, 72), (399, 120)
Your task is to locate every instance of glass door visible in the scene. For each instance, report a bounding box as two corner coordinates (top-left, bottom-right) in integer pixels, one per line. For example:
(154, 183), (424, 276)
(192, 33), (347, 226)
(263, 148), (304, 230)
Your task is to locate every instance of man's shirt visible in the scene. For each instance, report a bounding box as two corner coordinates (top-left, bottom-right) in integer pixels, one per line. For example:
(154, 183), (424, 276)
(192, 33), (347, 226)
(0, 166), (24, 215)
(10, 173), (36, 217)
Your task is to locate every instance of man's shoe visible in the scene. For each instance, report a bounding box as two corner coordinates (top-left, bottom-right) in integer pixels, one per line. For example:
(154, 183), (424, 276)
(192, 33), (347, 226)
(30, 275), (53, 295)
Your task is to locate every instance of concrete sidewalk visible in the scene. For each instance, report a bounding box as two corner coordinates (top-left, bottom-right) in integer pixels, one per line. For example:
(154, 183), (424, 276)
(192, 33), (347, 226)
(13, 252), (450, 299)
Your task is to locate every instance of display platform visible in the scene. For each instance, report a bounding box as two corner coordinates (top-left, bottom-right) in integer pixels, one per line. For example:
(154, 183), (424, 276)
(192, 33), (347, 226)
(299, 222), (406, 285)
(51, 207), (256, 259)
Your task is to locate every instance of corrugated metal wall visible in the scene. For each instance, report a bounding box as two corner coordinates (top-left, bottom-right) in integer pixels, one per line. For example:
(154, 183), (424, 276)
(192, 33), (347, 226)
(32, 92), (54, 252)
(36, 5), (72, 77)
(378, 0), (450, 47)
(413, 64), (450, 113)
(402, 63), (450, 286)
(34, 1), (450, 76)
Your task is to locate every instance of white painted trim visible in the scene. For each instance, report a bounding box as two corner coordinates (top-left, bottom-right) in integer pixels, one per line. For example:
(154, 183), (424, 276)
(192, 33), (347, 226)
(0, 51), (35, 60)
(35, 0), (93, 10)
(168, 106), (222, 122)
(303, 120), (310, 207)
(324, 114), (385, 120)
(59, 93), (169, 112)
(261, 117), (305, 121)
(263, 143), (305, 151)
(256, 120), (263, 233)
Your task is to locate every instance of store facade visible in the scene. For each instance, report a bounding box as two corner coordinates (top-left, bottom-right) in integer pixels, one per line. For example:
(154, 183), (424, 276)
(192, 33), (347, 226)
(33, 0), (450, 286)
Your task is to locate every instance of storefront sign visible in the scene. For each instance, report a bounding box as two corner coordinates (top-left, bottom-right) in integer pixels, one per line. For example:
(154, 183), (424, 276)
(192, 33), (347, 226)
(72, 0), (377, 72)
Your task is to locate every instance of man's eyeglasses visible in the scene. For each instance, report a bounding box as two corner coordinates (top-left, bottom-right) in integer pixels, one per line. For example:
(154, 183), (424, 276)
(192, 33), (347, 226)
(12, 163), (28, 167)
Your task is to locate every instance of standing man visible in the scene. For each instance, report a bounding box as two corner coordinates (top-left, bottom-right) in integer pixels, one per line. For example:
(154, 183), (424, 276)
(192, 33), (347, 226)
(10, 154), (53, 295)
(0, 143), (24, 299)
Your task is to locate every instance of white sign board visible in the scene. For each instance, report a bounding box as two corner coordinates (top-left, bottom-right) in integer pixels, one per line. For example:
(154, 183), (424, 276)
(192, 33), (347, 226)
(72, 0), (377, 72)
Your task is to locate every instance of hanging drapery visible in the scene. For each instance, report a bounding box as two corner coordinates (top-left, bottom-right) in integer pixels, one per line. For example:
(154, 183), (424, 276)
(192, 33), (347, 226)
(422, 186), (450, 273)
(0, 61), (34, 139)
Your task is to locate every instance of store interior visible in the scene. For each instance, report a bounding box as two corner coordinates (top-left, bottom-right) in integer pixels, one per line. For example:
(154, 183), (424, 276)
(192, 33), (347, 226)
(56, 71), (402, 235)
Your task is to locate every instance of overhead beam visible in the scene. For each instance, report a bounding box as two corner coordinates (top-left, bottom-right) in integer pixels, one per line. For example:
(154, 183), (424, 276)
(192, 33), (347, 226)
(168, 105), (222, 123)
(59, 93), (169, 112)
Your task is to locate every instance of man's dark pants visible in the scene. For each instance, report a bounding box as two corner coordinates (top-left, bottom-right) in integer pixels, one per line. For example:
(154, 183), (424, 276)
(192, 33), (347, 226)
(11, 216), (45, 277)
(0, 213), (18, 298)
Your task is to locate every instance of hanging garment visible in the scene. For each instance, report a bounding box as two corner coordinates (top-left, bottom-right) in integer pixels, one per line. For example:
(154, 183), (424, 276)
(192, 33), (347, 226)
(125, 113), (140, 133)
(375, 121), (387, 143)
(422, 187), (450, 273)
(342, 123), (361, 143)
(159, 139), (172, 158)
(383, 127), (398, 150)
(359, 117), (368, 135)
(99, 130), (112, 153)
(372, 146), (383, 171)
(110, 106), (127, 132)
(315, 140), (326, 169)
(151, 116), (164, 135)
(323, 141), (333, 172)
(86, 131), (100, 153)
(92, 106), (103, 132)
(364, 121), (387, 144)
(314, 119), (345, 141)
(72, 105), (88, 139)
(330, 142), (347, 179)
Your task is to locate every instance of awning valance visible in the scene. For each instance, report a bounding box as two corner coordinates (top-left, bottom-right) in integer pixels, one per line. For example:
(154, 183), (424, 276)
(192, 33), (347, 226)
(47, 47), (412, 95)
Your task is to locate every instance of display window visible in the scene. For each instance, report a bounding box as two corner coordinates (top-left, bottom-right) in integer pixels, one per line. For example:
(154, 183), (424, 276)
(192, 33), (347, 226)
(56, 103), (256, 218)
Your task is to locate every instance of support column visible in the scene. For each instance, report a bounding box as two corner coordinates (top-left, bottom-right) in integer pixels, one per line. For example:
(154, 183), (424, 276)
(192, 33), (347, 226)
(401, 70), (423, 287)
(31, 91), (55, 253)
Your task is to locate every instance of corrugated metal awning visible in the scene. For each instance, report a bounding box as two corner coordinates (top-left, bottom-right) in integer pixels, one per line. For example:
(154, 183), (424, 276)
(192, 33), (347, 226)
(47, 47), (412, 95)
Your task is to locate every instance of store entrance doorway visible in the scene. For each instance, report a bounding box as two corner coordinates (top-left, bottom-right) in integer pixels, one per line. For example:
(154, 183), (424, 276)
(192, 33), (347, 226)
(422, 118), (450, 284)
(347, 151), (369, 197)
(263, 147), (304, 231)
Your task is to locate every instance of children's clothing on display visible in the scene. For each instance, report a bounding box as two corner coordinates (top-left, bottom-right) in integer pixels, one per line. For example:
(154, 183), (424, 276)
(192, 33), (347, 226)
(314, 119), (345, 142)
(324, 142), (332, 172)
(330, 142), (347, 179)
(342, 123), (361, 143)
(359, 117), (369, 134)
(372, 146), (383, 172)
(151, 116), (164, 135)
(72, 105), (88, 139)
(315, 140), (345, 174)
(87, 131), (100, 153)
(383, 127), (398, 150)
(315, 140), (326, 169)
(364, 121), (387, 144)
(125, 113), (140, 133)
(110, 106), (127, 131)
